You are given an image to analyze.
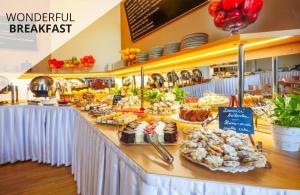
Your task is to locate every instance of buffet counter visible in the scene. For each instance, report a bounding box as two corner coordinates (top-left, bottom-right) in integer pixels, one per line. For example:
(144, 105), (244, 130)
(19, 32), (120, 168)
(182, 74), (261, 97)
(257, 70), (300, 86)
(1, 105), (300, 195)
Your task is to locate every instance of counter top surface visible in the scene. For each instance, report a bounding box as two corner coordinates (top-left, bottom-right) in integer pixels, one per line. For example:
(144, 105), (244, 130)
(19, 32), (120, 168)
(1, 104), (300, 190)
(77, 109), (300, 190)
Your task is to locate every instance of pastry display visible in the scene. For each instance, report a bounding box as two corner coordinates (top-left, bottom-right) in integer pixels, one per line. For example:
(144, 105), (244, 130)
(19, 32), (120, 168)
(59, 93), (73, 102)
(96, 112), (138, 125)
(188, 93), (229, 109)
(58, 100), (71, 106)
(120, 121), (177, 144)
(94, 90), (109, 101)
(81, 103), (109, 111)
(0, 101), (8, 105)
(89, 106), (118, 116)
(179, 106), (211, 122)
(146, 101), (180, 115)
(41, 98), (57, 106)
(118, 96), (140, 108)
(244, 94), (264, 107)
(74, 99), (88, 107)
(181, 128), (267, 173)
(184, 97), (199, 103)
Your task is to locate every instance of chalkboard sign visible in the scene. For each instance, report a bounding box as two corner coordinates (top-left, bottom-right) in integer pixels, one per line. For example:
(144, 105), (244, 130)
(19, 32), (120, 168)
(218, 107), (254, 134)
(124, 0), (208, 41)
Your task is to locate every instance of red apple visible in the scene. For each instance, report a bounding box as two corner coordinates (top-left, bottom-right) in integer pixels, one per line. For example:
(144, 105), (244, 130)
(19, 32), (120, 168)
(214, 10), (227, 28)
(208, 1), (222, 16)
(246, 12), (259, 23)
(226, 9), (243, 23)
(222, 0), (244, 11)
(242, 0), (263, 15)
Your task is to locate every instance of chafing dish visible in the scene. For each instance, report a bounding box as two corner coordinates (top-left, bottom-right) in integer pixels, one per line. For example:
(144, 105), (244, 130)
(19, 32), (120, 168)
(180, 70), (192, 86)
(0, 76), (10, 94)
(167, 71), (179, 83)
(151, 73), (165, 88)
(30, 76), (54, 97)
(192, 69), (203, 83)
(0, 76), (18, 104)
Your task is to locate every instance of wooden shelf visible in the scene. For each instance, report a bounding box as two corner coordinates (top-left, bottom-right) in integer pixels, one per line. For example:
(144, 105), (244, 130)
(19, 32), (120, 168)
(3, 29), (300, 79)
(110, 29), (300, 77)
(2, 72), (109, 79)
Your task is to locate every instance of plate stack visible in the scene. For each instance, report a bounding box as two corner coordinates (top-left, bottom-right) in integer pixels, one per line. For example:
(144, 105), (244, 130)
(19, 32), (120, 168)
(149, 46), (164, 59)
(163, 42), (181, 55)
(137, 52), (149, 62)
(181, 33), (209, 50)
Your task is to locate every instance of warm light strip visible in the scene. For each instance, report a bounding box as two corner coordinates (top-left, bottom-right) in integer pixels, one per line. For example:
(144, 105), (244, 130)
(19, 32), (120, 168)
(144, 47), (238, 70)
(244, 36), (292, 48)
(9, 72), (109, 79)
(111, 67), (141, 75)
(111, 36), (293, 76)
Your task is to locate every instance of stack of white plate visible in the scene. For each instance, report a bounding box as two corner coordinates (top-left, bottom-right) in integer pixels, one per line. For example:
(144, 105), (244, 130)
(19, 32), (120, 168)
(163, 42), (181, 55)
(181, 33), (208, 50)
(137, 52), (149, 62)
(149, 46), (164, 59)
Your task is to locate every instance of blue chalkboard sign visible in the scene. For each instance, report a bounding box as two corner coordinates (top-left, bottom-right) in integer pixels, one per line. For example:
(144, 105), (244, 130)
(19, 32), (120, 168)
(218, 107), (254, 134)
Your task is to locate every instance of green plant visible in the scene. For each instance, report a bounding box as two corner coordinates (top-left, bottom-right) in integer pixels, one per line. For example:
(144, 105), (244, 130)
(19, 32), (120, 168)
(271, 94), (300, 128)
(172, 85), (188, 103)
(129, 86), (138, 96)
(145, 89), (163, 103)
(113, 83), (120, 95)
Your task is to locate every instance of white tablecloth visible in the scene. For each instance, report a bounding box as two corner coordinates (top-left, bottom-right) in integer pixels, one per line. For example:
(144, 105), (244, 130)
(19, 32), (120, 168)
(257, 71), (300, 85)
(0, 105), (74, 166)
(1, 105), (299, 195)
(182, 82), (215, 97)
(181, 74), (261, 97)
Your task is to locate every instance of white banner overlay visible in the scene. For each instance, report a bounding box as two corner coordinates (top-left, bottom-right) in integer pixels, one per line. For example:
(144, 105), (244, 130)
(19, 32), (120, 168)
(0, 0), (121, 90)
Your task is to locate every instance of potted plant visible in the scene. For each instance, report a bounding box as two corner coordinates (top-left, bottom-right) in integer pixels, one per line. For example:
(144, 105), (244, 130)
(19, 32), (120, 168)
(145, 89), (162, 104)
(271, 94), (300, 152)
(172, 85), (188, 104)
(112, 84), (122, 105)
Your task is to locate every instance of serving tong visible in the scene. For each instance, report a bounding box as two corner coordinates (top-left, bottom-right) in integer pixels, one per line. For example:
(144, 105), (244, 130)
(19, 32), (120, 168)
(145, 133), (174, 164)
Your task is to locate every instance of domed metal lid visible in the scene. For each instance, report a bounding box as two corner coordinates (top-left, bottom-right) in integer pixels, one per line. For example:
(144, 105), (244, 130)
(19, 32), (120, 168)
(30, 76), (54, 97)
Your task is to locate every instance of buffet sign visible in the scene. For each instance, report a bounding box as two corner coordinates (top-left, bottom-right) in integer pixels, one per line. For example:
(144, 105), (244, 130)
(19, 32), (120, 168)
(124, 0), (208, 41)
(218, 107), (254, 134)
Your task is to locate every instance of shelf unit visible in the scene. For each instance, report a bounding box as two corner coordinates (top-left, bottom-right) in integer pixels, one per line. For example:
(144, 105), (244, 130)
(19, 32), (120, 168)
(111, 29), (300, 77)
(4, 29), (300, 79)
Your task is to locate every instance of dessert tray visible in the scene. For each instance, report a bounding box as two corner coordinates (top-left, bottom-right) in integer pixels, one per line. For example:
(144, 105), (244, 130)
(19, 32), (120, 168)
(146, 100), (180, 116)
(89, 108), (118, 116)
(180, 128), (267, 173)
(118, 121), (180, 145)
(96, 112), (138, 126)
(170, 106), (213, 125)
(170, 114), (212, 125)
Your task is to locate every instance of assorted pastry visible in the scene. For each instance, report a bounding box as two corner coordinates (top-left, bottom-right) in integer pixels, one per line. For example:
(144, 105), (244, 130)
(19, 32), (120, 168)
(89, 108), (118, 116)
(181, 128), (266, 172)
(120, 121), (177, 144)
(81, 103), (109, 111)
(96, 112), (138, 125)
(41, 98), (57, 106)
(58, 100), (71, 106)
(179, 106), (212, 122)
(244, 94), (264, 107)
(118, 95), (140, 108)
(188, 93), (229, 109)
(184, 97), (199, 103)
(146, 100), (180, 115)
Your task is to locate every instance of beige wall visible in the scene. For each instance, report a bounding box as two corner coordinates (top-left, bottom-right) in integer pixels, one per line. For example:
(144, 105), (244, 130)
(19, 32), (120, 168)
(121, 0), (300, 51)
(32, 4), (121, 72)
(245, 54), (300, 72)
